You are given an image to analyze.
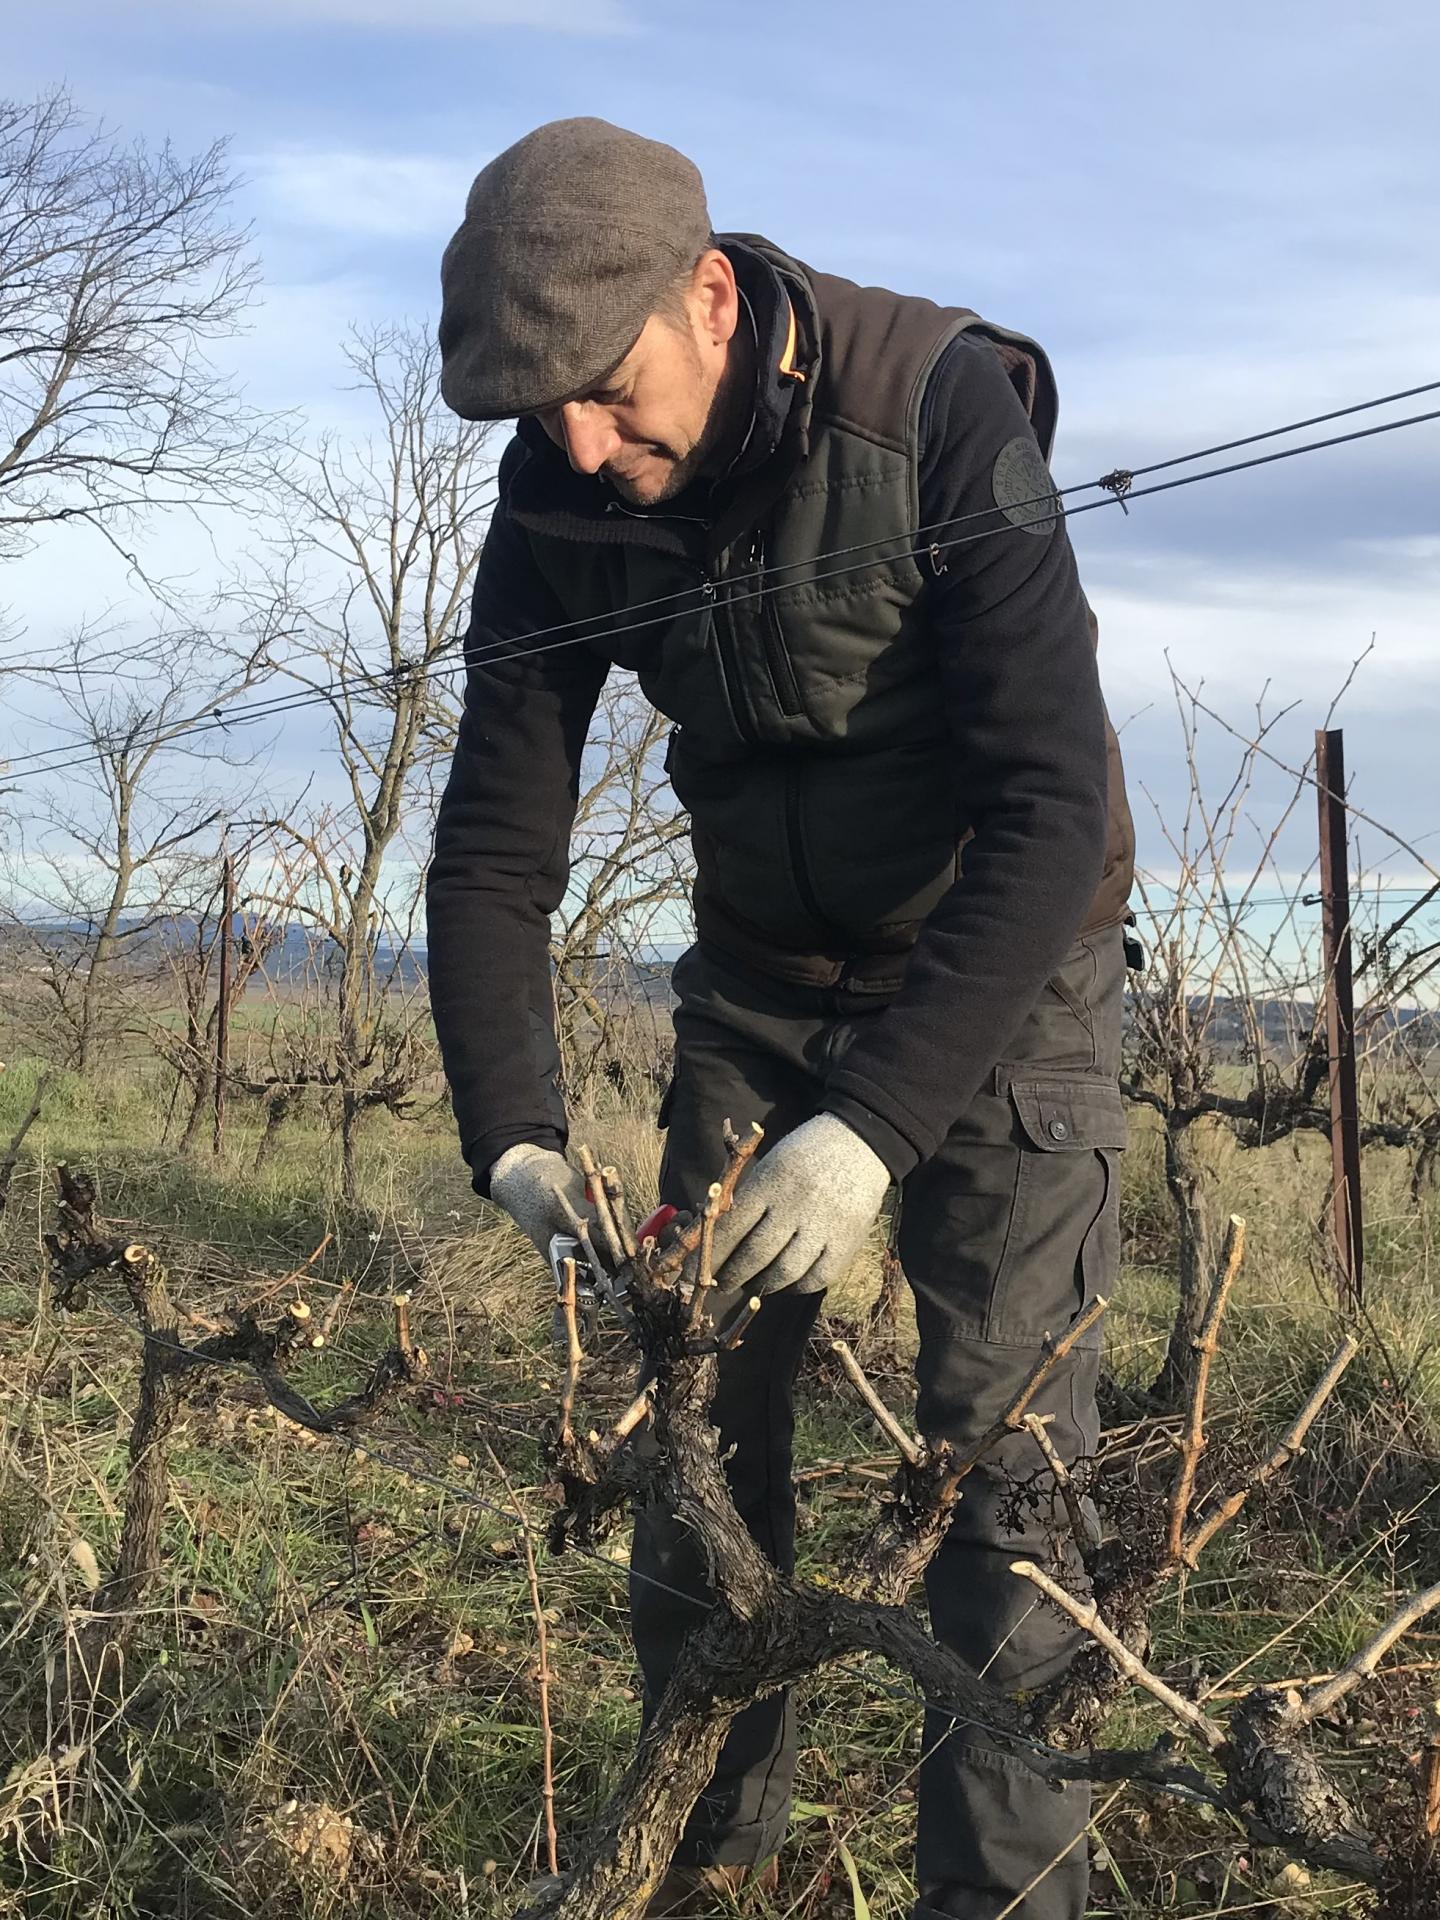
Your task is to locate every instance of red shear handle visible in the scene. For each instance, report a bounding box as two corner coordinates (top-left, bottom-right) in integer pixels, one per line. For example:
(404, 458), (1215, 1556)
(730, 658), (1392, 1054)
(636, 1203), (679, 1245)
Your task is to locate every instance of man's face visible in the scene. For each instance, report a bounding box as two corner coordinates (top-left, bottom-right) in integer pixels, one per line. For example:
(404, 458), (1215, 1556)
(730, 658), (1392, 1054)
(533, 254), (741, 507)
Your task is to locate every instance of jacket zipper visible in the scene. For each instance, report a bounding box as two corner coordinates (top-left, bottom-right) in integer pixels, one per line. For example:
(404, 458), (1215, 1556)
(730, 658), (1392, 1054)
(708, 554), (758, 745)
(751, 535), (826, 928)
(605, 502), (825, 930)
(700, 571), (753, 743)
(749, 533), (804, 719)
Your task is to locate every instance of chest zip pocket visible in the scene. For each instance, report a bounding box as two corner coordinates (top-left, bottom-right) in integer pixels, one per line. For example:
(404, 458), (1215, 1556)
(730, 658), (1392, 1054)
(749, 532), (804, 720)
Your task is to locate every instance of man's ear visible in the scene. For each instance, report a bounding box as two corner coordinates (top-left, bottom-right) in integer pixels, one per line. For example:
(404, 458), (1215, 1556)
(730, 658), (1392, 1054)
(691, 248), (740, 349)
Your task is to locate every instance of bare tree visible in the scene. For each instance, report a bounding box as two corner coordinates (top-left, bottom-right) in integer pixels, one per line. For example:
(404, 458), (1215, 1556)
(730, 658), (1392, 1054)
(1122, 680), (1312, 1399)
(247, 814), (436, 1200)
(0, 89), (264, 570)
(150, 830), (298, 1153)
(1124, 673), (1440, 1401)
(552, 682), (692, 1108)
(254, 327), (495, 1201)
(4, 624), (270, 1071)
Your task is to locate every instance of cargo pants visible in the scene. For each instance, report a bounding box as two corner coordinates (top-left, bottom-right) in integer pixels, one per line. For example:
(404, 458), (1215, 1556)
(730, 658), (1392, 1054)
(629, 926), (1127, 1920)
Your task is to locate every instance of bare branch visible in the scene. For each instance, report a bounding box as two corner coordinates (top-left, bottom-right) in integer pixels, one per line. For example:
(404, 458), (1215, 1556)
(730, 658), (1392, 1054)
(558, 1259), (582, 1449)
(1168, 1215), (1246, 1560)
(939, 1295), (1109, 1498)
(1182, 1336), (1361, 1565)
(0, 1069), (53, 1214)
(1301, 1579), (1440, 1723)
(1010, 1560), (1227, 1752)
(1022, 1413), (1096, 1553)
(0, 91), (272, 564)
(831, 1339), (922, 1466)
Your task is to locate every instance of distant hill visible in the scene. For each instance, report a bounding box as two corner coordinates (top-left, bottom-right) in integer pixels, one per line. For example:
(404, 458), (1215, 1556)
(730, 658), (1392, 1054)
(0, 915), (427, 993)
(3, 918), (1434, 1055)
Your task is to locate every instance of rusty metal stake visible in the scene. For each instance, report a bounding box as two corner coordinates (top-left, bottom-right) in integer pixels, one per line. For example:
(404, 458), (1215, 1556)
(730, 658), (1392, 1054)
(1315, 729), (1364, 1308)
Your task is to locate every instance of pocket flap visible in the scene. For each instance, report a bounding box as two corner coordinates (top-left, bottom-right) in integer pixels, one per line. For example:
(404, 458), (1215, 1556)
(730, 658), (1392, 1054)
(1009, 1075), (1128, 1152)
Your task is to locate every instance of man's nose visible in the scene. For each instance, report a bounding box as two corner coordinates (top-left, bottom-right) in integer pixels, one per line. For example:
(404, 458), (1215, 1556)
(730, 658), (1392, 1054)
(558, 404), (619, 476)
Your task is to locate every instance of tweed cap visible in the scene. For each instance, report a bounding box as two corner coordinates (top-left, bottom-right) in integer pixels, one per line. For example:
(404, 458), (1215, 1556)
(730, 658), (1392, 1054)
(438, 118), (713, 421)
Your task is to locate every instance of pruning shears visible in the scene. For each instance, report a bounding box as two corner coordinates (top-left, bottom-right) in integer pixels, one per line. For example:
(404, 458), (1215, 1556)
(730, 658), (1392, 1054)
(547, 1197), (683, 1349)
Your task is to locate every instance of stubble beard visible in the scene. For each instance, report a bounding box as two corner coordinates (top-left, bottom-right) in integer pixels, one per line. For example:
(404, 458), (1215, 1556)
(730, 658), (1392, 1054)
(603, 337), (750, 508)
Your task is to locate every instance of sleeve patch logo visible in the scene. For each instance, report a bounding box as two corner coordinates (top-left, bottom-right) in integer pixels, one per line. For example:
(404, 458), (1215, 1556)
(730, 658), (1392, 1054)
(991, 435), (1060, 536)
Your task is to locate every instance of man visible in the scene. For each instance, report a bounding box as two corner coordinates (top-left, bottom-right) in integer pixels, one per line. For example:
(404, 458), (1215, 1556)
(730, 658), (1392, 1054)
(428, 117), (1135, 1920)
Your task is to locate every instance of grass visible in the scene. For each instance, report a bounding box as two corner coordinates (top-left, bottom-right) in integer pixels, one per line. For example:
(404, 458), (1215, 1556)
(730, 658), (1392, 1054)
(1, 1049), (1438, 1918)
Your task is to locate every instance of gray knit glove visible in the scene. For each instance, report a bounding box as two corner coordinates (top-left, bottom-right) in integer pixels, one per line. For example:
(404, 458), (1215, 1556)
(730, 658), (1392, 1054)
(488, 1143), (591, 1258)
(710, 1113), (891, 1299)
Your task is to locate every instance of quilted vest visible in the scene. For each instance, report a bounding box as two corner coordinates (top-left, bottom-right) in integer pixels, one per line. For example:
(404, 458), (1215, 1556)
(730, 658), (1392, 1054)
(504, 235), (1134, 989)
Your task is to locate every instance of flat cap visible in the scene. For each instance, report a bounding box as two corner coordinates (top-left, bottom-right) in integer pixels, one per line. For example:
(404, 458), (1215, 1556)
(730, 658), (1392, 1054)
(438, 118), (713, 421)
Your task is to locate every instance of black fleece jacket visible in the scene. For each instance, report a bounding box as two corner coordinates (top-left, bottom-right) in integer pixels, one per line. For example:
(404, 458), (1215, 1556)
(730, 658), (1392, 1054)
(427, 251), (1110, 1191)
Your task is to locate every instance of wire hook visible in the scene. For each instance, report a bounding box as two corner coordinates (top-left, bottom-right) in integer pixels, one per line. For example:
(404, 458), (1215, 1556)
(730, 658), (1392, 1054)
(1098, 468), (1134, 515)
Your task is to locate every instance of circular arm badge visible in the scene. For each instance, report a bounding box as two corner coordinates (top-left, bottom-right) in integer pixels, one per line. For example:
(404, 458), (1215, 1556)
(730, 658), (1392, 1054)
(991, 434), (1061, 536)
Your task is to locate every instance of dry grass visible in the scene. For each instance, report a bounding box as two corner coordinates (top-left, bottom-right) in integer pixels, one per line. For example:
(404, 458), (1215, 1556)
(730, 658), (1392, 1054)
(1, 1054), (1437, 1918)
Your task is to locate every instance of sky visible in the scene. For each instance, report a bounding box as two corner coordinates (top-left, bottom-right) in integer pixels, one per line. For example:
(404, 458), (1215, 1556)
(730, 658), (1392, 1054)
(3, 0), (1439, 929)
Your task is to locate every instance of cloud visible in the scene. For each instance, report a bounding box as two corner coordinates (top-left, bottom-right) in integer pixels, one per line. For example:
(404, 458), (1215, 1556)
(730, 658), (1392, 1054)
(1087, 564), (1438, 703)
(1082, 557), (1439, 880)
(246, 147), (476, 241)
(118, 0), (634, 30)
(1058, 291), (1440, 453)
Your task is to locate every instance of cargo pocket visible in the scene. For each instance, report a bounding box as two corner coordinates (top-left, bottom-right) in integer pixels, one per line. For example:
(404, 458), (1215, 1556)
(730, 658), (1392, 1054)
(988, 1073), (1127, 1345)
